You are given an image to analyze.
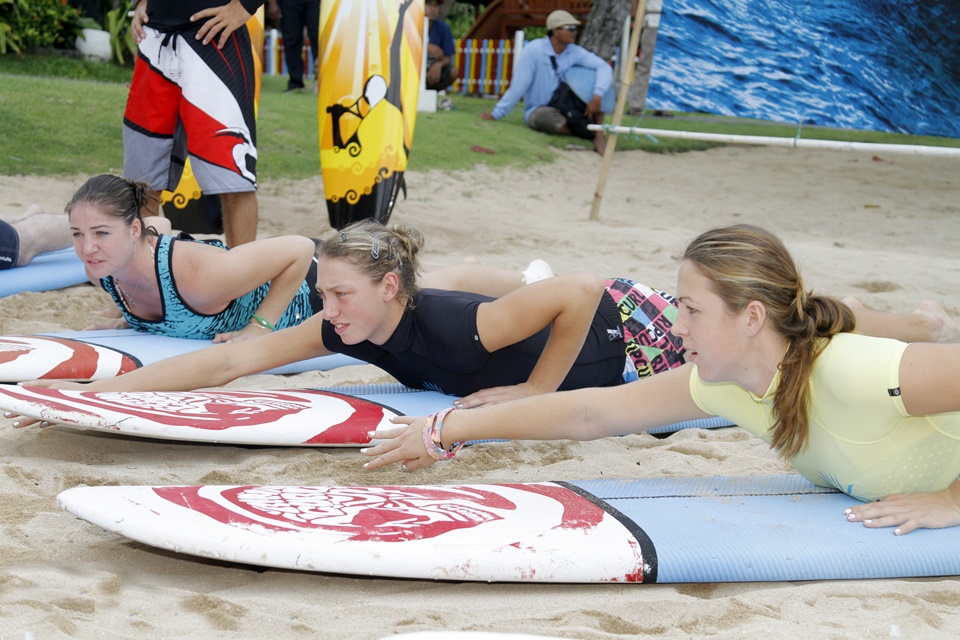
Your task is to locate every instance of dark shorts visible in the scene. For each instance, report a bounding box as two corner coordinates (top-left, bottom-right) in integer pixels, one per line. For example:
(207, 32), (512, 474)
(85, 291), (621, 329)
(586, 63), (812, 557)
(528, 106), (568, 135)
(0, 219), (18, 270)
(605, 278), (687, 380)
(426, 59), (455, 91)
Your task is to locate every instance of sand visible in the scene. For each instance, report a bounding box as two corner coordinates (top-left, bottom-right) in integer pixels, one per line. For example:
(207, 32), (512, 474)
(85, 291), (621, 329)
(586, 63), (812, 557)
(2, 145), (959, 639)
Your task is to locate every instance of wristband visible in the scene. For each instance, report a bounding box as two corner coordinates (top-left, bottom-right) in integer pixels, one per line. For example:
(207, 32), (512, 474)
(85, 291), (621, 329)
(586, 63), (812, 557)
(251, 313), (276, 331)
(421, 408), (464, 461)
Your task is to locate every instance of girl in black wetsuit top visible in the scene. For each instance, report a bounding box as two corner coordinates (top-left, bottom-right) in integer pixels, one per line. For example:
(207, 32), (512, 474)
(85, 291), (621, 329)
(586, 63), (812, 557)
(24, 220), (681, 406)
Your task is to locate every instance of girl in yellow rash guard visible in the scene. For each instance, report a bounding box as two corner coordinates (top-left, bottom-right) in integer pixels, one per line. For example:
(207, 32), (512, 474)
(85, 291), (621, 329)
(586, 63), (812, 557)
(366, 224), (960, 537)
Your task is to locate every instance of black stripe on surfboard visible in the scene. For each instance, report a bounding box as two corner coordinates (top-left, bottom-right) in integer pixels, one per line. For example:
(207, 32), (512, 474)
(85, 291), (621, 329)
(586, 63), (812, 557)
(553, 480), (658, 583)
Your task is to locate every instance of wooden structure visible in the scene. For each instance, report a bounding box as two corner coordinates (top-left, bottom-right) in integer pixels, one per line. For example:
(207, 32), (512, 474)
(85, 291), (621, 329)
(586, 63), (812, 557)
(466, 0), (593, 40)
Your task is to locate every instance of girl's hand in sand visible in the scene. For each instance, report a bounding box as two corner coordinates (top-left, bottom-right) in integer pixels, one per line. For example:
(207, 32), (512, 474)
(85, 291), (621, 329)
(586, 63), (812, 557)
(3, 410), (46, 429)
(362, 416), (435, 471)
(844, 482), (960, 534)
(455, 383), (539, 409)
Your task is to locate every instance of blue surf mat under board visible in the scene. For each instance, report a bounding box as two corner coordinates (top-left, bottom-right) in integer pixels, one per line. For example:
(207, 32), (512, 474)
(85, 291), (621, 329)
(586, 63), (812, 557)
(44, 329), (365, 375)
(0, 248), (88, 297)
(567, 474), (960, 583)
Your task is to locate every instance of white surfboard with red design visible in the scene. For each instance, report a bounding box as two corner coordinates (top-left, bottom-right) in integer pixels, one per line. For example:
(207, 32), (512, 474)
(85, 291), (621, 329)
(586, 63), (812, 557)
(0, 385), (416, 446)
(57, 482), (650, 583)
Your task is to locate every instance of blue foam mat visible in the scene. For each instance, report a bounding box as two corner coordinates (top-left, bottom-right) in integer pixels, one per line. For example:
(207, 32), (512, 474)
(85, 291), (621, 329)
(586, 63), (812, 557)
(319, 383), (459, 417)
(0, 248), (88, 297)
(44, 329), (365, 375)
(569, 475), (960, 583)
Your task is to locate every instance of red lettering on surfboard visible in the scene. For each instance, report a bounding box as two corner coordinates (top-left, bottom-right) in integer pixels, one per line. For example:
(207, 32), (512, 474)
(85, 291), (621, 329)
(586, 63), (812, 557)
(0, 337), (137, 379)
(153, 485), (517, 540)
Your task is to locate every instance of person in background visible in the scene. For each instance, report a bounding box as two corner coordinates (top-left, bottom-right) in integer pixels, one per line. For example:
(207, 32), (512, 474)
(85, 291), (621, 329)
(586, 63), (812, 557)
(480, 10), (612, 155)
(125, 0), (263, 247)
(266, 0), (320, 92)
(425, 0), (458, 92)
(626, 0), (662, 115)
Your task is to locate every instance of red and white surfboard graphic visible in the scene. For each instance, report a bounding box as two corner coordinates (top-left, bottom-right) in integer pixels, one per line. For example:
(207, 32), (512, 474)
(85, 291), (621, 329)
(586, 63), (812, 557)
(0, 386), (397, 446)
(0, 336), (139, 382)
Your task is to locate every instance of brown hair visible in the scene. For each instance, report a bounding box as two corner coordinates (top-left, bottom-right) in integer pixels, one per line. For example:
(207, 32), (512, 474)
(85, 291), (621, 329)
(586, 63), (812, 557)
(66, 174), (159, 238)
(682, 224), (856, 458)
(317, 219), (423, 307)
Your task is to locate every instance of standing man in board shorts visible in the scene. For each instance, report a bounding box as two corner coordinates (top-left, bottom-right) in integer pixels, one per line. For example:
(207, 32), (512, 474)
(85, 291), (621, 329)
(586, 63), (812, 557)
(125, 0), (264, 247)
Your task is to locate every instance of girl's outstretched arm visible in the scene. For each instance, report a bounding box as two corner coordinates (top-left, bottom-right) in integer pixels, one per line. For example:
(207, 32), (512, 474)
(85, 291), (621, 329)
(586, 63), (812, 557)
(363, 364), (707, 471)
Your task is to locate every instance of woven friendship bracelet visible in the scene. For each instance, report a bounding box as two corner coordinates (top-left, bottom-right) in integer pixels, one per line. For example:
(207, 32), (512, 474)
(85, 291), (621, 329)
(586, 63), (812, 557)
(421, 407), (464, 461)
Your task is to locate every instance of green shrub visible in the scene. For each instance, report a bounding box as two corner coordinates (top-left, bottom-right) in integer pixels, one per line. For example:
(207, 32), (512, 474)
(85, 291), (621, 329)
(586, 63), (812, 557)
(0, 0), (83, 54)
(104, 4), (135, 64)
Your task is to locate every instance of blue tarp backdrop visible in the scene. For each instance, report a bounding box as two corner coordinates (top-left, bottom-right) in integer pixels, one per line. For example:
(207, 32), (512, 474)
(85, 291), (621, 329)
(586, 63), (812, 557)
(647, 0), (960, 139)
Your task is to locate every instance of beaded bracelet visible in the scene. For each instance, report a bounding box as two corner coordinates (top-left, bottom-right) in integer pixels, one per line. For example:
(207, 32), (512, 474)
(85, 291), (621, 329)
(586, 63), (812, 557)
(250, 313), (276, 331)
(421, 407), (465, 461)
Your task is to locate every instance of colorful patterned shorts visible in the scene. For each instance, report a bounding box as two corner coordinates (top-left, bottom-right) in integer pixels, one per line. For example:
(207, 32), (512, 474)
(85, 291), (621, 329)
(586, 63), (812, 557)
(605, 278), (686, 381)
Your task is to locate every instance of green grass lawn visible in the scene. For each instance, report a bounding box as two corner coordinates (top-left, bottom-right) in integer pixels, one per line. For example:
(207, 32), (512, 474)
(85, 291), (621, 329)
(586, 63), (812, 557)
(1, 54), (957, 181)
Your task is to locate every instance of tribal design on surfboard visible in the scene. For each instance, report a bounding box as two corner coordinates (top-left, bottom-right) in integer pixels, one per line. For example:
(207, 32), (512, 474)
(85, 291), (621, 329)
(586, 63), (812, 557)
(57, 482), (654, 583)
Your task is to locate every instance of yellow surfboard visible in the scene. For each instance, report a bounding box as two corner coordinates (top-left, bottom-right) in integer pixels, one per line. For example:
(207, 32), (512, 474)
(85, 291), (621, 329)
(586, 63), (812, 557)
(159, 9), (266, 229)
(318, 0), (424, 229)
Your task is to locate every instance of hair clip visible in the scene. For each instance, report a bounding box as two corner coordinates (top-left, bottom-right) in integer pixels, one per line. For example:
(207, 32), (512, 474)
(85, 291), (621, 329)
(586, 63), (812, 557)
(340, 232), (347, 242)
(371, 234), (381, 259)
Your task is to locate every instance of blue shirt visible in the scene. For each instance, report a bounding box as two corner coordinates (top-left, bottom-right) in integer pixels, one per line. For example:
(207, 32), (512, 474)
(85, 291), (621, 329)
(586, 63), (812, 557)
(428, 19), (455, 58)
(491, 38), (613, 123)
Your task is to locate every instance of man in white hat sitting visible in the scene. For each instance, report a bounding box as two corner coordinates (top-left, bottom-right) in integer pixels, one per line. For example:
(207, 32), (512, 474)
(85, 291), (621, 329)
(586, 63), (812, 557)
(481, 9), (612, 154)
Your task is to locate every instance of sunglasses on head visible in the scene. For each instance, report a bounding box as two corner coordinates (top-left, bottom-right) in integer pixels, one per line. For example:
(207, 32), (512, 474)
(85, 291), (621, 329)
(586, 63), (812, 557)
(557, 25), (579, 32)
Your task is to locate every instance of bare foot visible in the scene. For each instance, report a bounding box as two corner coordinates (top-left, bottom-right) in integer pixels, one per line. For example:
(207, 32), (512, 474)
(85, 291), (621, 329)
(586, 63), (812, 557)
(13, 212), (72, 266)
(5, 203), (45, 224)
(914, 300), (960, 343)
